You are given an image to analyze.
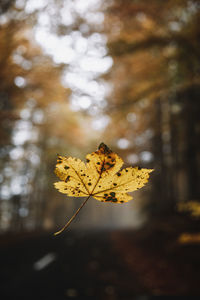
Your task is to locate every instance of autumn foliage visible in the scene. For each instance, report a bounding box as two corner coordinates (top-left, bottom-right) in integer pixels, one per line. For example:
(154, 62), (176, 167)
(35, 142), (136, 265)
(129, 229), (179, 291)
(54, 143), (153, 234)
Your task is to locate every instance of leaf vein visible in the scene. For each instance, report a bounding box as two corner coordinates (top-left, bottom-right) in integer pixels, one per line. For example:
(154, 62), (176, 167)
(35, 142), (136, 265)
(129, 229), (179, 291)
(68, 164), (89, 194)
(92, 178), (142, 195)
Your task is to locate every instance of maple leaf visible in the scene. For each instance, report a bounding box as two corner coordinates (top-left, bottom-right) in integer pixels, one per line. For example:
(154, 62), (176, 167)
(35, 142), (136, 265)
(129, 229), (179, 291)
(54, 143), (153, 235)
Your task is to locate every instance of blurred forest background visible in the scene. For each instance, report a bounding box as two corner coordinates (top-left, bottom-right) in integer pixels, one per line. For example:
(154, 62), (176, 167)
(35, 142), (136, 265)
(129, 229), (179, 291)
(1, 0), (200, 233)
(1, 0), (200, 297)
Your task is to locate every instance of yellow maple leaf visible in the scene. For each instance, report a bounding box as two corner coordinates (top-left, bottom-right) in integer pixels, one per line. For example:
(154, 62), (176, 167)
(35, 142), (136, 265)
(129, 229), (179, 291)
(54, 143), (153, 235)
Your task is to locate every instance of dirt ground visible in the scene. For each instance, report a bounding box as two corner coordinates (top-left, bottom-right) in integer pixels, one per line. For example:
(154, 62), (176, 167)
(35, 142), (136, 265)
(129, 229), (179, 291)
(0, 214), (200, 299)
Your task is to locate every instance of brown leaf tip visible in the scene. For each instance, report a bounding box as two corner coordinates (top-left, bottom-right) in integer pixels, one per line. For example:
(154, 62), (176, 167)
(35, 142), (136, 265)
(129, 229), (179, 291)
(98, 143), (112, 154)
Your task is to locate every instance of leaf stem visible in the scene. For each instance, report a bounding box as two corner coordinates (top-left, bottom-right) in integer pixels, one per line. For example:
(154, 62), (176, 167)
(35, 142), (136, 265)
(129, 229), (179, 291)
(54, 195), (91, 236)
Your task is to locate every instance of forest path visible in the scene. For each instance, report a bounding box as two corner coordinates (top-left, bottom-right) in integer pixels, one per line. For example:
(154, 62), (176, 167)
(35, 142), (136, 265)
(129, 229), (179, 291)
(1, 216), (200, 299)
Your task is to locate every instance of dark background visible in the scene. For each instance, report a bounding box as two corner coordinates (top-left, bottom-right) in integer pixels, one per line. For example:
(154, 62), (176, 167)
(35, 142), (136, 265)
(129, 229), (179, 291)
(1, 0), (200, 298)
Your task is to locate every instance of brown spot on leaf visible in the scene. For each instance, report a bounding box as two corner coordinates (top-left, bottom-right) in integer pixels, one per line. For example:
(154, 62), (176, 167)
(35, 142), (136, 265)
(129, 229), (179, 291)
(106, 162), (115, 168)
(65, 176), (70, 183)
(105, 197), (113, 201)
(112, 198), (117, 203)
